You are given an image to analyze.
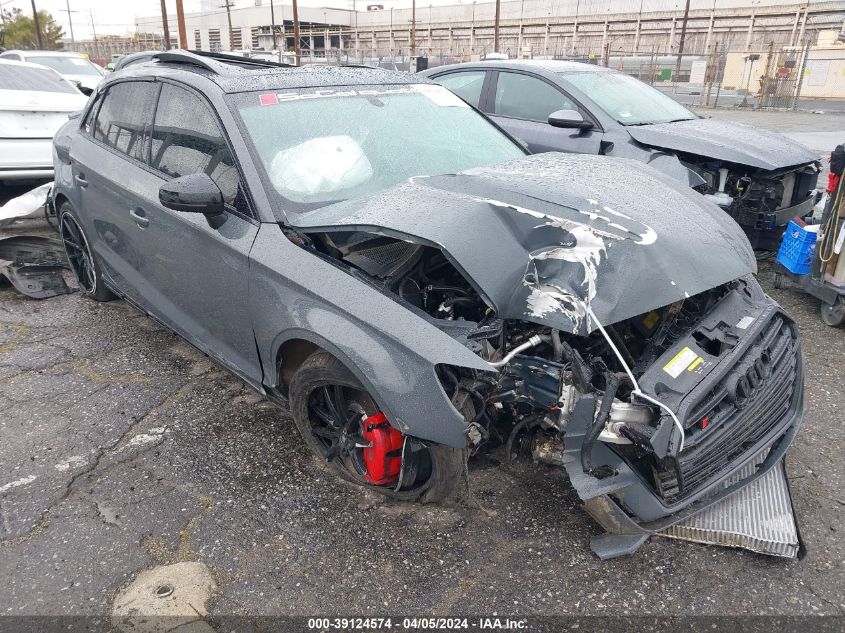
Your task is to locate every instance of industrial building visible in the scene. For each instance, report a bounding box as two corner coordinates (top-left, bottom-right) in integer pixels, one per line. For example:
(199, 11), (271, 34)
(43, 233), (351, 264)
(134, 0), (845, 63)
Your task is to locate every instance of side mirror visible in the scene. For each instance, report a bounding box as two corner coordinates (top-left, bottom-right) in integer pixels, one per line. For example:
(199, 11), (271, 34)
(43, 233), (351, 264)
(159, 173), (224, 217)
(548, 109), (592, 129)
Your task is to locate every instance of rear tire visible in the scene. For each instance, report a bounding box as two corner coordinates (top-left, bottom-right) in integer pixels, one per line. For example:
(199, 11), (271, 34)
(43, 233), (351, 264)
(288, 351), (466, 503)
(59, 203), (115, 302)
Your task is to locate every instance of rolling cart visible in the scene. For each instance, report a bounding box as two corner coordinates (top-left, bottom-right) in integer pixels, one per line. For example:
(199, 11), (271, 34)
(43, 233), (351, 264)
(773, 149), (845, 327)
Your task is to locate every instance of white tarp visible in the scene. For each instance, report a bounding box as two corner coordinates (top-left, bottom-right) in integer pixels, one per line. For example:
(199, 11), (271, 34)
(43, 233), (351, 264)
(0, 182), (52, 227)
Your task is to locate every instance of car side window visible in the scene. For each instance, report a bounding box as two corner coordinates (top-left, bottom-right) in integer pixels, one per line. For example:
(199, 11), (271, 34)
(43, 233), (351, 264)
(93, 82), (159, 163)
(151, 83), (249, 217)
(82, 94), (103, 135)
(433, 71), (486, 108)
(494, 72), (576, 122)
(3, 54), (21, 61)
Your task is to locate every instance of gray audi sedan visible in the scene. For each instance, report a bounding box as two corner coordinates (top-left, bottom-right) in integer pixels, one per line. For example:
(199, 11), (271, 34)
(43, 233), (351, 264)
(52, 50), (804, 559)
(421, 60), (820, 252)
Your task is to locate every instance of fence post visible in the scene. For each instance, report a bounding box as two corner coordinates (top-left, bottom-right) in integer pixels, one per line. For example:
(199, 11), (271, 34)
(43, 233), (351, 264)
(791, 39), (810, 111)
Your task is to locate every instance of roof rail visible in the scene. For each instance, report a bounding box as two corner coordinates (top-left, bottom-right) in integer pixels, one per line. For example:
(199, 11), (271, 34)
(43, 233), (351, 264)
(152, 49), (294, 73)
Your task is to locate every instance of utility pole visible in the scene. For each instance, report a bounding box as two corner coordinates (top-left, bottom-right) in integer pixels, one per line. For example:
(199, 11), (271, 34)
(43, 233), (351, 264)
(269, 0), (278, 52)
(176, 0), (187, 49)
(292, 0), (301, 65)
(570, 0), (580, 56)
(64, 0), (75, 44)
(159, 0), (170, 50)
(493, 0), (500, 52)
(411, 0), (416, 58)
(89, 9), (98, 58)
(31, 0), (44, 49)
(221, 0), (235, 50)
(674, 0), (691, 81)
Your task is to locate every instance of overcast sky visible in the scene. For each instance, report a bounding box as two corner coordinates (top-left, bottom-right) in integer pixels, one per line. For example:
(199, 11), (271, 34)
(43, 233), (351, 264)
(2, 0), (467, 40)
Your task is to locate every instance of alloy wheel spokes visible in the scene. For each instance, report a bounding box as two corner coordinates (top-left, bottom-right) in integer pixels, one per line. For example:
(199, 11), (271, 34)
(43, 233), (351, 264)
(61, 215), (95, 293)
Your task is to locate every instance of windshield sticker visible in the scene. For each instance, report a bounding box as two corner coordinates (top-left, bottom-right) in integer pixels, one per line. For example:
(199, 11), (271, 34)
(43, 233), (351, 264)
(662, 347), (699, 379)
(412, 84), (469, 108)
(259, 93), (279, 106)
(265, 87), (419, 103)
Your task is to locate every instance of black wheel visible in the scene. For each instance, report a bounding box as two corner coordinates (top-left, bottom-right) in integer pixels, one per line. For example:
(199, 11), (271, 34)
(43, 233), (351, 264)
(288, 351), (466, 503)
(820, 297), (845, 327)
(59, 204), (115, 301)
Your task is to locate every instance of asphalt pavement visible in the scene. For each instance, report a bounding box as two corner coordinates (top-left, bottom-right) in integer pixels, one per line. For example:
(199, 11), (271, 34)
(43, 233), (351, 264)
(0, 109), (843, 627)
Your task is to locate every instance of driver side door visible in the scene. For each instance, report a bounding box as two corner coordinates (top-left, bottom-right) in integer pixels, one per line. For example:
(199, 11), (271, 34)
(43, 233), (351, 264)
(124, 82), (262, 385)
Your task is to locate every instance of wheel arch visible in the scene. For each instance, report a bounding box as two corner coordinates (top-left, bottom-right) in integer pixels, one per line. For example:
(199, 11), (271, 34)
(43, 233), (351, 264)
(264, 326), (473, 447)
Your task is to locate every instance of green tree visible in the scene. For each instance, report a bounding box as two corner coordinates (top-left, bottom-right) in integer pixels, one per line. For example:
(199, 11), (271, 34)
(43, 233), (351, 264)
(1, 7), (65, 51)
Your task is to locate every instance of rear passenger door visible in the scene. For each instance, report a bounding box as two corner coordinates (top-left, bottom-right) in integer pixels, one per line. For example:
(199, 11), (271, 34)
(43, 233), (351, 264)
(488, 71), (601, 155)
(70, 79), (161, 300)
(131, 81), (262, 384)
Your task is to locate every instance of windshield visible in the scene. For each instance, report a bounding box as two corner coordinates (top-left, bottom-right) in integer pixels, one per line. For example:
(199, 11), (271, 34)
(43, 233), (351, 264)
(26, 55), (103, 77)
(231, 84), (524, 208)
(560, 71), (695, 126)
(0, 64), (79, 93)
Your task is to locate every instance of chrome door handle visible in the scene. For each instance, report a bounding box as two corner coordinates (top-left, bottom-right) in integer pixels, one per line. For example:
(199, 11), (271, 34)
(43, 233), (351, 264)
(129, 208), (149, 228)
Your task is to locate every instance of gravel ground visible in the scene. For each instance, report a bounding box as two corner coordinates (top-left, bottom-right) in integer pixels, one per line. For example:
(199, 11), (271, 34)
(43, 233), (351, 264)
(0, 110), (843, 625)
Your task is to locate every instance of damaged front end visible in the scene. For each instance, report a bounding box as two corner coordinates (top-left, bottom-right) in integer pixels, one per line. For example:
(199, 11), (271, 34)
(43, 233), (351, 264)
(290, 153), (804, 559)
(689, 159), (818, 252)
(625, 118), (820, 252)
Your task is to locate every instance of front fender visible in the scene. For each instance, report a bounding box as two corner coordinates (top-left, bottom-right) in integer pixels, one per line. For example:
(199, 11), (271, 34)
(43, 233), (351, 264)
(249, 224), (493, 447)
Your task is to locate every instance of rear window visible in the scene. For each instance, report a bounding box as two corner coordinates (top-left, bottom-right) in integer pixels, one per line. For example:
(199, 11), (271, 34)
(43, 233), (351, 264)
(24, 55), (103, 77)
(0, 63), (79, 94)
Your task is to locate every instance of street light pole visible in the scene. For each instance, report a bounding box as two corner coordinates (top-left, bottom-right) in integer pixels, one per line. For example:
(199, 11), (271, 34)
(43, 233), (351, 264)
(571, 0), (580, 56)
(64, 0), (75, 44)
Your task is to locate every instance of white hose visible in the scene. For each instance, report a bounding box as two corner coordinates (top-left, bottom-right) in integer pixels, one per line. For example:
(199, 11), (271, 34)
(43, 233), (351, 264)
(487, 334), (548, 368)
(587, 306), (685, 453)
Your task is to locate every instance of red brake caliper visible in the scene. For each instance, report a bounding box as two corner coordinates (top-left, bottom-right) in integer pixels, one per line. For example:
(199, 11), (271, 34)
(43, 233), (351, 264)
(360, 412), (404, 485)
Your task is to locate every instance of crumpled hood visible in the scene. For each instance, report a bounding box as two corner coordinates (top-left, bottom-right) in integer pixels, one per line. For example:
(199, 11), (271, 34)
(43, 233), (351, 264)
(626, 118), (819, 171)
(291, 153), (756, 335)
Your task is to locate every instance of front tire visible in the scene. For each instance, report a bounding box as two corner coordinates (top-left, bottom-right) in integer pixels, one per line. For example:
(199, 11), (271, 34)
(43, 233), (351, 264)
(288, 351), (466, 503)
(59, 203), (115, 302)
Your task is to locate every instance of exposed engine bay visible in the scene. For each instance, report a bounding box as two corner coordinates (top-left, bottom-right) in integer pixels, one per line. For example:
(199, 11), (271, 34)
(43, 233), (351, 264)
(307, 230), (800, 514)
(684, 156), (818, 245)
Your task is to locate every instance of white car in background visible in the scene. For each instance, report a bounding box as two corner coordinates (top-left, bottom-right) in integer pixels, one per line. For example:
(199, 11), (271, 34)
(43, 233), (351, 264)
(0, 59), (88, 184)
(0, 50), (104, 95)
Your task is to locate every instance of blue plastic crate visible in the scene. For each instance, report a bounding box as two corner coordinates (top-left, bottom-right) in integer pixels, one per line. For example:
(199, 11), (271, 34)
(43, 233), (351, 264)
(776, 220), (817, 275)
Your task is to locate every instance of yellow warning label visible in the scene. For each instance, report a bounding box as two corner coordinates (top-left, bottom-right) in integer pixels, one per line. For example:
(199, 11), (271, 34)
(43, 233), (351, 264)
(688, 357), (704, 372)
(663, 347), (699, 379)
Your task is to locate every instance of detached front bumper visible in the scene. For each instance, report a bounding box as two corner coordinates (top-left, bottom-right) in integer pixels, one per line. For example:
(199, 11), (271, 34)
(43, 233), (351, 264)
(561, 292), (804, 559)
(563, 402), (802, 559)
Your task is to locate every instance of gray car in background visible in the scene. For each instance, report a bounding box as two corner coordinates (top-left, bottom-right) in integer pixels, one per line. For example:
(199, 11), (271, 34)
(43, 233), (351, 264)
(421, 60), (820, 252)
(52, 50), (804, 559)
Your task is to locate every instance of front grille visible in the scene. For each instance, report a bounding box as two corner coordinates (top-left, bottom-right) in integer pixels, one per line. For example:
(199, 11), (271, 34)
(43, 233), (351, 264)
(656, 315), (799, 504)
